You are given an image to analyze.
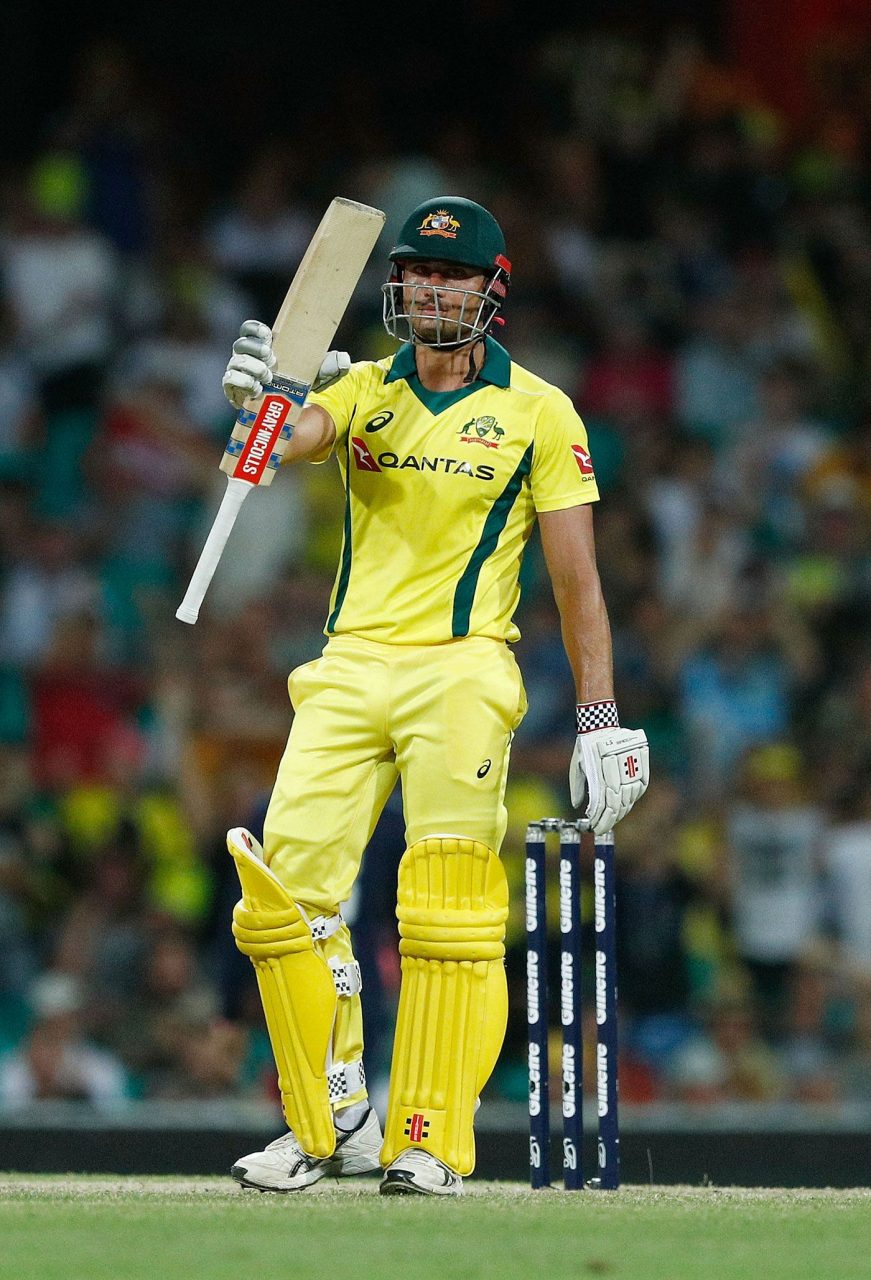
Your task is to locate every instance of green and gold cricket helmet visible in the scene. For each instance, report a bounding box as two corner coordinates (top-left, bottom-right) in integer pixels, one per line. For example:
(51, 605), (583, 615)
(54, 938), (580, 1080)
(389, 197), (508, 274)
(383, 196), (511, 346)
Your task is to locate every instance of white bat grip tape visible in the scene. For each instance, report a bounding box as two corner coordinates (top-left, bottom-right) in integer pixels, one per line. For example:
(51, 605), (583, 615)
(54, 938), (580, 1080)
(176, 476), (253, 624)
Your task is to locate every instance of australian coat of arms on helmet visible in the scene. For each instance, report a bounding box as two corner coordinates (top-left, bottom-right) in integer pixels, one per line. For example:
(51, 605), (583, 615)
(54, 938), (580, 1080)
(418, 209), (461, 238)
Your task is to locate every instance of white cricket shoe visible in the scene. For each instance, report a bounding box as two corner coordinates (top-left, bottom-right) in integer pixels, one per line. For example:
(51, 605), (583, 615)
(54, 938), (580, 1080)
(380, 1148), (463, 1196)
(232, 1107), (382, 1192)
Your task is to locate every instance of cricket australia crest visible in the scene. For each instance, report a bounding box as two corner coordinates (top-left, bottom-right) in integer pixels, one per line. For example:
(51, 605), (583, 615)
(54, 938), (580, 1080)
(458, 414), (505, 449)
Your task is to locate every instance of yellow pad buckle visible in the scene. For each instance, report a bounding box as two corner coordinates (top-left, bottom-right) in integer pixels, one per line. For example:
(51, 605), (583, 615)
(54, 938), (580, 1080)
(228, 827), (338, 1158)
(382, 836), (509, 1176)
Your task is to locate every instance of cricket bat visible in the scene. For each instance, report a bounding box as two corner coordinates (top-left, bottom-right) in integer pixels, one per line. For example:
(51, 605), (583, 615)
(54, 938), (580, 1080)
(176, 197), (385, 624)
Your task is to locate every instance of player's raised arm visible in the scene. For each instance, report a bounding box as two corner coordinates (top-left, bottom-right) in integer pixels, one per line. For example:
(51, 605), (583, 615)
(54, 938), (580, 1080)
(175, 196), (384, 625)
(538, 503), (650, 835)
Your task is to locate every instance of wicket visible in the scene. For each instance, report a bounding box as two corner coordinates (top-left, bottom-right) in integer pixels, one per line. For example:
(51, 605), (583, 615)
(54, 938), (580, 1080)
(525, 818), (620, 1190)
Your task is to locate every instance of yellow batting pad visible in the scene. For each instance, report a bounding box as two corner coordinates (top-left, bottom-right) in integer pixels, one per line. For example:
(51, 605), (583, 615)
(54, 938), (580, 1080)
(228, 828), (337, 1159)
(382, 836), (509, 1175)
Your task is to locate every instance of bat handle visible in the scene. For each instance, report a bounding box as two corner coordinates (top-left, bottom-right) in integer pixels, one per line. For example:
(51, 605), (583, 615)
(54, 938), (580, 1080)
(175, 476), (253, 624)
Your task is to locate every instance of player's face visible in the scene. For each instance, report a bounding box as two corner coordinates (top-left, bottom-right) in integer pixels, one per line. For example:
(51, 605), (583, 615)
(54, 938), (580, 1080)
(400, 260), (487, 344)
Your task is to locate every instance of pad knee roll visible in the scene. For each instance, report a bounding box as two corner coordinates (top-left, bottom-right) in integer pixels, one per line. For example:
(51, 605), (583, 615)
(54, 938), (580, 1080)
(228, 828), (363, 1158)
(382, 836), (509, 1175)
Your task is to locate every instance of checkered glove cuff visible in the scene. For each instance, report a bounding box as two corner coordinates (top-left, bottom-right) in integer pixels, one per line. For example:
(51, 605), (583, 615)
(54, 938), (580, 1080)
(576, 701), (620, 734)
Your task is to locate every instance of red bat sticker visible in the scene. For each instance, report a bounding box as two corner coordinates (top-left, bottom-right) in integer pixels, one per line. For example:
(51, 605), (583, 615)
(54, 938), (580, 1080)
(232, 395), (292, 483)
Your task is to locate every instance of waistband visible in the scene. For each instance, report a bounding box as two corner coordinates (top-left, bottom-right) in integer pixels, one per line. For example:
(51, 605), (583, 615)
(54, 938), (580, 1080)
(322, 634), (511, 660)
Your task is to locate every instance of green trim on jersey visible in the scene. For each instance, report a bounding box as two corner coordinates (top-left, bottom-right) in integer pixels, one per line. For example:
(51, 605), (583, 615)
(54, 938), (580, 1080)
(384, 337), (511, 414)
(406, 376), (485, 415)
(326, 426), (355, 633)
(451, 441), (534, 637)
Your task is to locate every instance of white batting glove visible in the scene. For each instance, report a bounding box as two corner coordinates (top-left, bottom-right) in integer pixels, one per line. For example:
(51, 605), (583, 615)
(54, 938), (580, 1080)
(222, 320), (276, 410)
(222, 320), (351, 410)
(569, 702), (649, 835)
(312, 349), (351, 392)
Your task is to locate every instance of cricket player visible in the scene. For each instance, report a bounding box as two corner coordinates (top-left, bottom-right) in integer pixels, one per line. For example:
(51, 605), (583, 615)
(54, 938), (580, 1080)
(220, 197), (649, 1195)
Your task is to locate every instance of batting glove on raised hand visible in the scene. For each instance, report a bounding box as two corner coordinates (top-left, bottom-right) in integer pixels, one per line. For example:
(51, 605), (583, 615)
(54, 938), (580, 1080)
(311, 348), (352, 392)
(569, 701), (649, 835)
(222, 320), (276, 409)
(222, 320), (351, 410)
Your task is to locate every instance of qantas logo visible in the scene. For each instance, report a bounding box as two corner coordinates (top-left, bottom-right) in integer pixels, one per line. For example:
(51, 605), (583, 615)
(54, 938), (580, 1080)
(350, 440), (495, 481)
(571, 444), (595, 476)
(351, 437), (381, 471)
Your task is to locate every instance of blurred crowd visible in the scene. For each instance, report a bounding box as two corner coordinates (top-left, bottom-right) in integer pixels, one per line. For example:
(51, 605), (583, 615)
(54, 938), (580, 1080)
(1, 25), (870, 1117)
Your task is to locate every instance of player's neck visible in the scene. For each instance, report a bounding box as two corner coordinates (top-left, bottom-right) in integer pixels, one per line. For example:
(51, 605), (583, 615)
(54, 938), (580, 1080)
(414, 340), (485, 392)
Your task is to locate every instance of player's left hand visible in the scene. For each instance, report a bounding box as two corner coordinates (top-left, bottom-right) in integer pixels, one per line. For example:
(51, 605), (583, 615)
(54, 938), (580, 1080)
(312, 349), (351, 392)
(569, 725), (649, 835)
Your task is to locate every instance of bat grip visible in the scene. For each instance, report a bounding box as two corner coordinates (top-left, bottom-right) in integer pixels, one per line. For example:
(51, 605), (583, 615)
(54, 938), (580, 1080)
(175, 477), (252, 624)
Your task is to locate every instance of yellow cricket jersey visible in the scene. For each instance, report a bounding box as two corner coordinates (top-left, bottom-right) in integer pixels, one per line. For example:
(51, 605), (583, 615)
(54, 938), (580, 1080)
(304, 336), (599, 644)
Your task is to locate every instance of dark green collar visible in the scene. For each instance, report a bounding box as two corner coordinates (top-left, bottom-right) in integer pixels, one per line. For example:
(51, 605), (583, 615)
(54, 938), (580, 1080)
(384, 336), (511, 389)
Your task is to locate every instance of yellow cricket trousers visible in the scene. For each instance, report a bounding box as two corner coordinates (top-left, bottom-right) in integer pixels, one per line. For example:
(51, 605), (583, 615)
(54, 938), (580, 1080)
(263, 634), (527, 903)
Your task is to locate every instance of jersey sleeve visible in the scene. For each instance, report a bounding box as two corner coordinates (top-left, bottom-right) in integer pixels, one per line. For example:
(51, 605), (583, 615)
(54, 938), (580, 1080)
(529, 388), (600, 512)
(302, 362), (370, 463)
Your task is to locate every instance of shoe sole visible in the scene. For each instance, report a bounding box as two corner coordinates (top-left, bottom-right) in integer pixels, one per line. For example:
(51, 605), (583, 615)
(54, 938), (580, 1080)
(380, 1178), (422, 1196)
(231, 1161), (381, 1193)
(379, 1174), (461, 1197)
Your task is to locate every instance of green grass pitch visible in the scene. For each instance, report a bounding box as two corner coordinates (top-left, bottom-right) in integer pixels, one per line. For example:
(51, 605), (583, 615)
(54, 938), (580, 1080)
(2, 1176), (869, 1280)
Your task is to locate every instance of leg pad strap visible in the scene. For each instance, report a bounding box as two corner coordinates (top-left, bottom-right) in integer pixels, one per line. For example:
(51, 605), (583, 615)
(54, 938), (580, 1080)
(330, 959), (362, 997)
(328, 1058), (366, 1103)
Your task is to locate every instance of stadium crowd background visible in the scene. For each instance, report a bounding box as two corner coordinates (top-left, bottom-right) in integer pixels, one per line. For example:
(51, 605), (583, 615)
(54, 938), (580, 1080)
(0, 10), (870, 1120)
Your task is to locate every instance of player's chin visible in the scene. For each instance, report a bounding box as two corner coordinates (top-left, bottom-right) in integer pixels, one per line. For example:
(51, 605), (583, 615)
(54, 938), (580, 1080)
(411, 317), (463, 346)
